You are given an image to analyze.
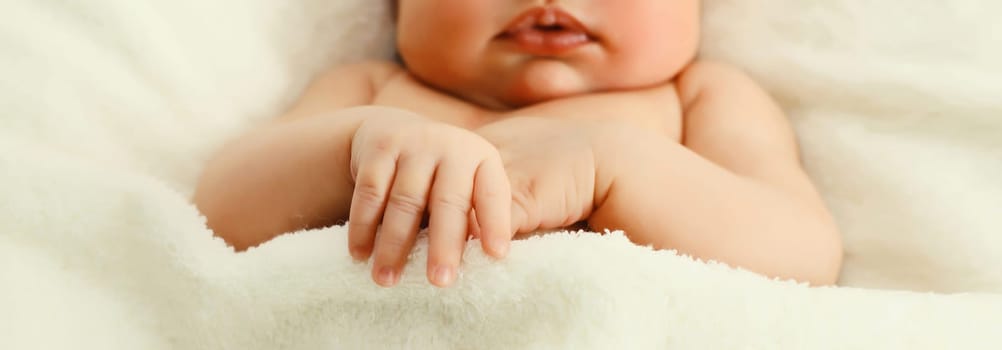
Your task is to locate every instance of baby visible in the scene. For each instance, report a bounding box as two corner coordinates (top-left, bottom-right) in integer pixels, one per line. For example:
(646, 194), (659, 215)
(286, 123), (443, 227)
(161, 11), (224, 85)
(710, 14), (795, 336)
(194, 0), (843, 288)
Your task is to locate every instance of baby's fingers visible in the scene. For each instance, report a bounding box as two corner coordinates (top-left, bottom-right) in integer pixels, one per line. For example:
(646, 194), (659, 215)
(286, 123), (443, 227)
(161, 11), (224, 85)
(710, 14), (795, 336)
(372, 155), (435, 287)
(426, 158), (476, 287)
(474, 156), (512, 258)
(348, 153), (396, 262)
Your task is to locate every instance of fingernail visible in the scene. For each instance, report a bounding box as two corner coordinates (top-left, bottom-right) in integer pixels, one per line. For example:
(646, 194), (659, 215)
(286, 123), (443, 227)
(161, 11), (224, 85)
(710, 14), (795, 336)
(376, 267), (397, 287)
(492, 238), (510, 257)
(432, 265), (454, 287)
(350, 247), (368, 261)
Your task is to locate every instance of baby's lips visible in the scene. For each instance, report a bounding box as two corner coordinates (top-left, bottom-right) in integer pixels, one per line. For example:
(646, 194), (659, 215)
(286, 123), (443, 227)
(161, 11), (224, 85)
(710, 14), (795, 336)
(496, 7), (595, 57)
(504, 28), (591, 57)
(500, 6), (590, 37)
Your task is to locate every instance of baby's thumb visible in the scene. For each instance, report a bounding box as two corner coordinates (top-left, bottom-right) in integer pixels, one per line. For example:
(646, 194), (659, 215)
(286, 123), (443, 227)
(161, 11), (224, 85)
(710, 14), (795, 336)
(509, 197), (536, 238)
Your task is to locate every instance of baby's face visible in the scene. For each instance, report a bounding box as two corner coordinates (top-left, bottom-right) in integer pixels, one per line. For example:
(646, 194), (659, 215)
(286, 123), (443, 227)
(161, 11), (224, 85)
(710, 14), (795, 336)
(396, 0), (700, 109)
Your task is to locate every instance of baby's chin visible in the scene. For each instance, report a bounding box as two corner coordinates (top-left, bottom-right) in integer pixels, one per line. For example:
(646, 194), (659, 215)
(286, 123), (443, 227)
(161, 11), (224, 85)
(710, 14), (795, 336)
(497, 60), (592, 108)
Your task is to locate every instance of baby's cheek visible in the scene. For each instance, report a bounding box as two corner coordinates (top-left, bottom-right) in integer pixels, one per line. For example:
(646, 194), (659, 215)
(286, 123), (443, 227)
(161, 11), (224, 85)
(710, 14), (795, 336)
(507, 60), (590, 105)
(603, 4), (700, 84)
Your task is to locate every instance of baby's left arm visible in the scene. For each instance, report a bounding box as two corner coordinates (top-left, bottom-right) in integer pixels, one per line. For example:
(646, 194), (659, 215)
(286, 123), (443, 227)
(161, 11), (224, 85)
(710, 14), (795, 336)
(589, 62), (843, 285)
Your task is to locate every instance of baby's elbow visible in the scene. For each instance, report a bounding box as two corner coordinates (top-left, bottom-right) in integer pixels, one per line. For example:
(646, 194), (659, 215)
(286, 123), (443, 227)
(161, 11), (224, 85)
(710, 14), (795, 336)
(808, 253), (842, 287)
(207, 222), (255, 252)
(196, 203), (248, 252)
(193, 191), (261, 252)
(804, 225), (844, 286)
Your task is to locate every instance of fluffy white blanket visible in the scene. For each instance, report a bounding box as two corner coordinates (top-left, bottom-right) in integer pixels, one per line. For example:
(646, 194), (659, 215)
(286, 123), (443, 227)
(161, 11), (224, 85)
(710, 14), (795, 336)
(2, 0), (1001, 348)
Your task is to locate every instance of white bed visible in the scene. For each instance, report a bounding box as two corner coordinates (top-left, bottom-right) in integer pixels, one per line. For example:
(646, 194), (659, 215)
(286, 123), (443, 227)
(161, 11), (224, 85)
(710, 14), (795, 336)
(2, 0), (1001, 348)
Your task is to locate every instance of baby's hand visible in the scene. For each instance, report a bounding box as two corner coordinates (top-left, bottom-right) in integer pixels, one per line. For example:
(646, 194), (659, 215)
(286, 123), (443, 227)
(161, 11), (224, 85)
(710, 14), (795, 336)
(348, 109), (512, 288)
(476, 117), (612, 236)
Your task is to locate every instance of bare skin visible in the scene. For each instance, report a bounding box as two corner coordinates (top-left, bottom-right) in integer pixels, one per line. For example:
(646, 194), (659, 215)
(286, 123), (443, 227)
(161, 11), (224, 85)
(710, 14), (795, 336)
(194, 0), (843, 288)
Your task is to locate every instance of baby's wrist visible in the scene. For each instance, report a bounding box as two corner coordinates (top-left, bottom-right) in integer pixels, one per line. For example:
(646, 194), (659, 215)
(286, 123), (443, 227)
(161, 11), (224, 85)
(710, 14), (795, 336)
(587, 121), (636, 207)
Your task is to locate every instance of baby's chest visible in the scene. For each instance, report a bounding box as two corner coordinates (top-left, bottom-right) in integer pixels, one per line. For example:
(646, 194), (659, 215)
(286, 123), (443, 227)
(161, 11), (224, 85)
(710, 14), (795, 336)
(516, 90), (685, 141)
(373, 75), (684, 141)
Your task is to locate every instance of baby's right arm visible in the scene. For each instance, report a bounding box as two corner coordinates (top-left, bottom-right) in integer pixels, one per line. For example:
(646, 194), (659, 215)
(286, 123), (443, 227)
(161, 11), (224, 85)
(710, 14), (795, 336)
(193, 63), (512, 288)
(193, 62), (397, 251)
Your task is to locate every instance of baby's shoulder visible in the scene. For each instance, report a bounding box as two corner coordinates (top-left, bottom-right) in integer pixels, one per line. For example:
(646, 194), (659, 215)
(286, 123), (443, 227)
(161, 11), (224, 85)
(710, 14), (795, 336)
(284, 61), (409, 117)
(353, 60), (406, 87)
(315, 60), (405, 90)
(676, 60), (755, 88)
(675, 60), (768, 108)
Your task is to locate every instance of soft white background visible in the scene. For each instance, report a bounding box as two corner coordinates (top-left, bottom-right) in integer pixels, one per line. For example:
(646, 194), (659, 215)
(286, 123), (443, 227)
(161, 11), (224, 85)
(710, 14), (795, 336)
(701, 0), (1002, 292)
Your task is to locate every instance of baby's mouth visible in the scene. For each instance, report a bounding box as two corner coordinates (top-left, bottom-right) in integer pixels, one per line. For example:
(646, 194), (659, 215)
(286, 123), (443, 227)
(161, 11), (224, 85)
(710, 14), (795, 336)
(497, 7), (596, 56)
